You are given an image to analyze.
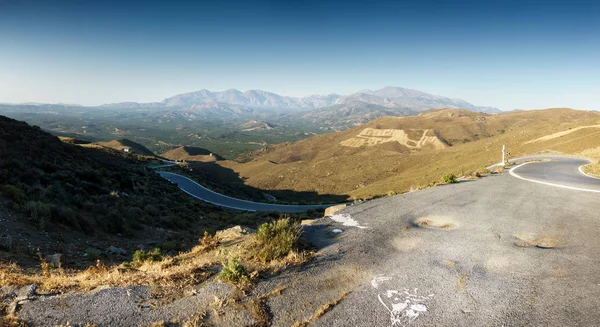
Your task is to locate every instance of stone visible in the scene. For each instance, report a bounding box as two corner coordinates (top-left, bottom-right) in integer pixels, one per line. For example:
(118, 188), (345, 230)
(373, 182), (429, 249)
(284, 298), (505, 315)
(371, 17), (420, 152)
(0, 234), (12, 250)
(45, 253), (62, 268)
(7, 301), (19, 315)
(105, 245), (127, 256)
(215, 226), (255, 242)
(16, 284), (37, 298)
(324, 204), (347, 217)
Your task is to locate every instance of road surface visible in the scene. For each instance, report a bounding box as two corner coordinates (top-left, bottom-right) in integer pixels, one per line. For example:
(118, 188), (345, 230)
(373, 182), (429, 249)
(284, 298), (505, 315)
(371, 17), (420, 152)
(509, 156), (600, 192)
(156, 171), (336, 212)
(19, 155), (600, 326)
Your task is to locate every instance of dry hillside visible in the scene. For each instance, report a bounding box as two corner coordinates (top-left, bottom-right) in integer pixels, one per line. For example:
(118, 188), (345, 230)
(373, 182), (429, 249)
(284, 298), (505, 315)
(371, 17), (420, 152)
(219, 108), (600, 199)
(161, 146), (222, 162)
(95, 139), (156, 157)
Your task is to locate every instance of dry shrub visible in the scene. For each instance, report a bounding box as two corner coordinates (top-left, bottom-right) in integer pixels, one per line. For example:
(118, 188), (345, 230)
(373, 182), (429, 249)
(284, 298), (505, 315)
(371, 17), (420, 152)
(199, 231), (219, 252)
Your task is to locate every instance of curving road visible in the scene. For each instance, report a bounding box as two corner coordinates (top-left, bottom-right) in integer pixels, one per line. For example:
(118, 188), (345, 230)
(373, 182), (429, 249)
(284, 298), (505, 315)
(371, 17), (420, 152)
(156, 171), (337, 212)
(509, 156), (600, 192)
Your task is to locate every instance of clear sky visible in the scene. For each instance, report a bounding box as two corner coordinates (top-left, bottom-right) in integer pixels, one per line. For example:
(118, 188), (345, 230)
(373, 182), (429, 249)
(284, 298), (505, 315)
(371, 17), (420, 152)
(0, 0), (599, 110)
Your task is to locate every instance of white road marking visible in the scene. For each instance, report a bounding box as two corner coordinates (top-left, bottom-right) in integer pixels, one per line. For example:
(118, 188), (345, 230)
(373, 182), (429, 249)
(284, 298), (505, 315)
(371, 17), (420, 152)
(510, 163), (600, 193)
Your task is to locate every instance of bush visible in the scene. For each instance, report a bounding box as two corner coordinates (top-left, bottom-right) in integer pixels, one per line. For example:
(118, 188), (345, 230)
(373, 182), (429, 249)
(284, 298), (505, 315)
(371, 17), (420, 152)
(256, 218), (301, 262)
(199, 231), (219, 252)
(1, 184), (26, 204)
(442, 173), (458, 184)
(132, 248), (163, 264)
(24, 201), (51, 229)
(219, 258), (250, 286)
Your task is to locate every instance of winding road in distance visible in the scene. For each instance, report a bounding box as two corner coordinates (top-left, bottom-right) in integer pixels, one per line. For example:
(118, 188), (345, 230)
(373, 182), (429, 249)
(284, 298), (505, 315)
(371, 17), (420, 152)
(155, 170), (337, 212)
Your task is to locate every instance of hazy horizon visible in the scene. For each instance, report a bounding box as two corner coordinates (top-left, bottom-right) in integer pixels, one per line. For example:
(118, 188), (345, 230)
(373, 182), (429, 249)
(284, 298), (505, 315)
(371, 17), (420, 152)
(1, 0), (599, 110)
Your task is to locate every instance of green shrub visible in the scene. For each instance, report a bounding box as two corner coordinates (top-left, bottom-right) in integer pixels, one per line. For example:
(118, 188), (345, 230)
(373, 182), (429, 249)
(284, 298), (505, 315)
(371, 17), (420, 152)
(256, 218), (301, 262)
(219, 258), (250, 286)
(1, 184), (26, 204)
(24, 201), (51, 229)
(442, 173), (458, 184)
(132, 248), (163, 264)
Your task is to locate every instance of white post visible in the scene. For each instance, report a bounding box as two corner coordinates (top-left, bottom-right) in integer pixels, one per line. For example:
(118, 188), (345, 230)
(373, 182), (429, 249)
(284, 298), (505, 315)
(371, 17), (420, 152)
(501, 145), (506, 166)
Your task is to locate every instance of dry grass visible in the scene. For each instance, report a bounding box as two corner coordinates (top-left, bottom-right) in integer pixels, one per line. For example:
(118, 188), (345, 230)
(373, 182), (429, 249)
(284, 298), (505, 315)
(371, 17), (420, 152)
(1, 221), (312, 302)
(0, 243), (218, 295)
(292, 291), (350, 327)
(582, 163), (600, 178)
(457, 274), (469, 291)
(0, 316), (28, 327)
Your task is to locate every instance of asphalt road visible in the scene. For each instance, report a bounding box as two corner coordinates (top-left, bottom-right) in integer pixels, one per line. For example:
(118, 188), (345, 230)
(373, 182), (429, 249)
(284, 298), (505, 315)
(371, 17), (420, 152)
(156, 171), (335, 212)
(19, 155), (600, 326)
(509, 156), (600, 192)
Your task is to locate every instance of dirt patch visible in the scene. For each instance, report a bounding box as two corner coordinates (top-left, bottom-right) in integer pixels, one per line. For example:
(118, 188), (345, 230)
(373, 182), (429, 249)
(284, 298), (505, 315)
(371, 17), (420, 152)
(513, 233), (566, 249)
(340, 128), (447, 150)
(413, 216), (459, 230)
(391, 236), (422, 252)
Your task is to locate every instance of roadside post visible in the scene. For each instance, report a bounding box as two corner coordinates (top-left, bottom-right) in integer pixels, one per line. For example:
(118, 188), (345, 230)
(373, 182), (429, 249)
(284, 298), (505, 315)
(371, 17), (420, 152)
(501, 145), (506, 166)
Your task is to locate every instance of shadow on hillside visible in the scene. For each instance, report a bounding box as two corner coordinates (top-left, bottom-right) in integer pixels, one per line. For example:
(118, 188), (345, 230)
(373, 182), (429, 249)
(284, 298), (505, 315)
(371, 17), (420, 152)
(166, 160), (349, 205)
(181, 146), (225, 160)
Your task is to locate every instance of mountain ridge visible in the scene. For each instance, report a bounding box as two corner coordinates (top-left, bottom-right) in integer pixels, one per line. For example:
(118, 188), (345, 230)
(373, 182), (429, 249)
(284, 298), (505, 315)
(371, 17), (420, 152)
(100, 86), (501, 113)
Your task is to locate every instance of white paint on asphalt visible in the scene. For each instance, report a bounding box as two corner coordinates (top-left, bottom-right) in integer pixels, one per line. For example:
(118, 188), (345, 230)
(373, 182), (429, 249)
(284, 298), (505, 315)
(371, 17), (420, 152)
(510, 163), (600, 193)
(329, 214), (368, 229)
(371, 276), (392, 289)
(372, 279), (433, 327)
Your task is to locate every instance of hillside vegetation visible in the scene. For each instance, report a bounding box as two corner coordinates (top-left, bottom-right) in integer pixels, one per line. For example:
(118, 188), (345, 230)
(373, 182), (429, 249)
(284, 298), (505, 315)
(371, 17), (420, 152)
(219, 109), (600, 199)
(0, 116), (302, 269)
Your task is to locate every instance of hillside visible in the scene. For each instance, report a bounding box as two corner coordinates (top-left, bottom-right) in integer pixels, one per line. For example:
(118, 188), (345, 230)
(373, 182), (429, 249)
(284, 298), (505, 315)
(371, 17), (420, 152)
(240, 120), (276, 131)
(0, 116), (283, 269)
(219, 108), (600, 199)
(95, 139), (157, 157)
(161, 146), (223, 162)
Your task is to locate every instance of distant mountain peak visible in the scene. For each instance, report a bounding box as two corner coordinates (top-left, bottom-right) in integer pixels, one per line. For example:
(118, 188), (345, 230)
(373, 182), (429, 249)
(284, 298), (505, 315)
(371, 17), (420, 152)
(97, 86), (499, 114)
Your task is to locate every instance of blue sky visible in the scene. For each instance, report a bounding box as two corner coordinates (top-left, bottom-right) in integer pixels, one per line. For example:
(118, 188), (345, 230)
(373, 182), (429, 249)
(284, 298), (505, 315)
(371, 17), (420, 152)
(0, 0), (599, 110)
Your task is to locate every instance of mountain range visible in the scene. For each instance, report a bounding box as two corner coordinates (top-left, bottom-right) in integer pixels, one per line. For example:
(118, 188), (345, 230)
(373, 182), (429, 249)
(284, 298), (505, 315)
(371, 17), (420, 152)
(101, 86), (500, 114)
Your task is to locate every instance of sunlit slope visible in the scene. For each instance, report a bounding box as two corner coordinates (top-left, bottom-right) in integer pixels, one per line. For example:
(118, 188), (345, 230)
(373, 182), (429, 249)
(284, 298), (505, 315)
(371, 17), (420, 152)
(161, 146), (222, 162)
(96, 139), (157, 157)
(219, 109), (600, 199)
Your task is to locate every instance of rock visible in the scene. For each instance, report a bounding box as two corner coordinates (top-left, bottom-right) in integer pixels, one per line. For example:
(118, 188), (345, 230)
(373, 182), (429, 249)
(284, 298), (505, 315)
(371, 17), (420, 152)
(14, 295), (28, 302)
(0, 234), (12, 250)
(0, 286), (17, 299)
(7, 301), (19, 315)
(215, 226), (255, 242)
(45, 253), (62, 268)
(105, 246), (126, 257)
(16, 284), (37, 298)
(324, 204), (347, 217)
